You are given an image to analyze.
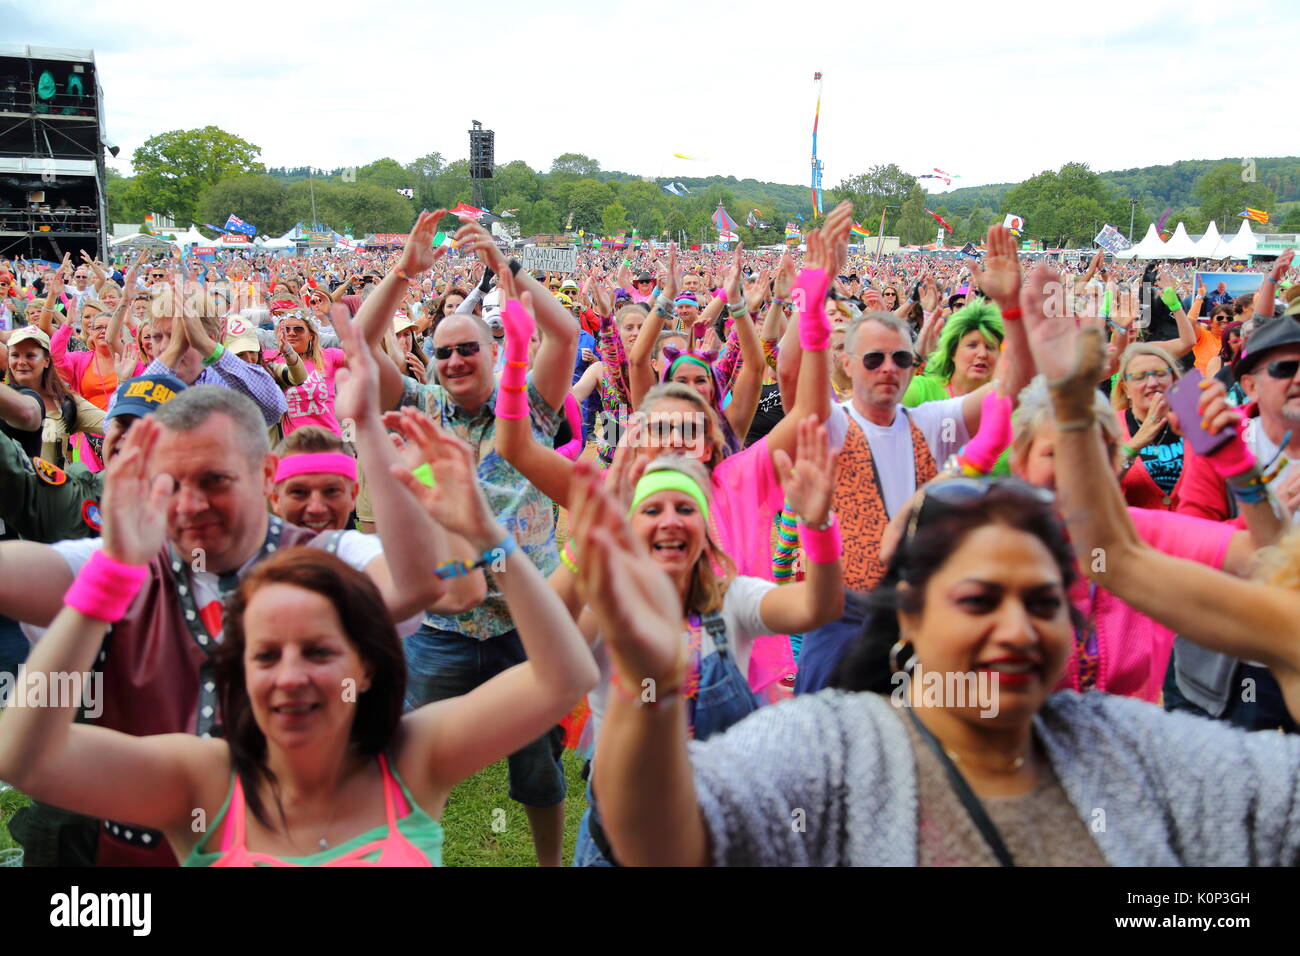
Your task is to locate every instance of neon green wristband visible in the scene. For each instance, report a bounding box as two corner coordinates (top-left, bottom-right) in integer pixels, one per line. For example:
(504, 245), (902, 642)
(202, 343), (226, 367)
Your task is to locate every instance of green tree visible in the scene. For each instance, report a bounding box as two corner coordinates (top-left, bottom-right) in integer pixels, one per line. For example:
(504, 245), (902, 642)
(833, 164), (916, 226)
(896, 184), (933, 245)
(565, 179), (615, 233)
(521, 199), (559, 236)
(357, 157), (411, 190)
(601, 202), (629, 236)
(549, 153), (601, 182)
(285, 181), (414, 234)
(1278, 206), (1300, 231)
(617, 179), (662, 220)
(664, 207), (689, 242)
(105, 168), (147, 224)
(406, 152), (445, 180)
(197, 174), (290, 235)
(131, 126), (263, 225)
(1195, 162), (1277, 230)
(1001, 162), (1126, 245)
(494, 160), (541, 202)
(637, 207), (665, 238)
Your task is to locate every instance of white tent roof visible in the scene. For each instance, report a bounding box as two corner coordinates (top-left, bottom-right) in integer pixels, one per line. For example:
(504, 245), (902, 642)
(1161, 222), (1198, 258)
(1225, 219), (1258, 258)
(262, 234), (296, 249)
(109, 233), (171, 248)
(1193, 221), (1224, 258)
(1127, 224), (1167, 259)
(170, 225), (210, 246)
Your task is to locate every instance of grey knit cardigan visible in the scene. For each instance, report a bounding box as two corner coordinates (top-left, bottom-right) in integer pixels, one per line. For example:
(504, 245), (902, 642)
(690, 690), (1300, 865)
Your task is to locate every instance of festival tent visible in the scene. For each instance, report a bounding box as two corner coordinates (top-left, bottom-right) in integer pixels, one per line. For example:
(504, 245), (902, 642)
(1126, 224), (1167, 259)
(170, 225), (210, 247)
(1160, 222), (1199, 258)
(109, 233), (172, 250)
(1192, 221), (1225, 259)
(1224, 219), (1258, 259)
(262, 229), (297, 250)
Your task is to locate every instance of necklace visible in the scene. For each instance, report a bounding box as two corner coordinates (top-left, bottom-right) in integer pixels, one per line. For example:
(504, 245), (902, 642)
(941, 744), (1030, 775)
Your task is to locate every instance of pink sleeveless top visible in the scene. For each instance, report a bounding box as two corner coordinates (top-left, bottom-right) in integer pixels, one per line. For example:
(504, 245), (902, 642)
(198, 754), (440, 867)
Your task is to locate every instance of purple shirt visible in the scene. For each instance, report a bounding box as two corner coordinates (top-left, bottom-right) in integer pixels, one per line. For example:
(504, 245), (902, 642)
(111, 349), (288, 426)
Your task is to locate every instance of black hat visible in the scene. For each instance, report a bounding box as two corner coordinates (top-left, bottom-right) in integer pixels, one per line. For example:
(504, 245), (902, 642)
(634, 272), (653, 283)
(1235, 315), (1300, 377)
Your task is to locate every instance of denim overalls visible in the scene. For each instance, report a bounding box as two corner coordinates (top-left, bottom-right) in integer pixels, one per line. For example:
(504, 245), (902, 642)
(573, 611), (760, 866)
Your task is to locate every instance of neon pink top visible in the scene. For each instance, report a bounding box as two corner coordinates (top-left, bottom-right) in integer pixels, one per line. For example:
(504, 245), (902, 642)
(711, 436), (793, 692)
(1057, 507), (1234, 702)
(189, 754), (441, 867)
(281, 347), (347, 435)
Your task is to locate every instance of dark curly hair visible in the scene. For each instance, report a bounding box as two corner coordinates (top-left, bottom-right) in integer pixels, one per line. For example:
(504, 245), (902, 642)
(829, 479), (1085, 694)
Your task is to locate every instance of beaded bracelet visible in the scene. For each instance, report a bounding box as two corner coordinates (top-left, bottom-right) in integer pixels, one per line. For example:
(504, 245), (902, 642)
(558, 541), (578, 574)
(433, 534), (518, 580)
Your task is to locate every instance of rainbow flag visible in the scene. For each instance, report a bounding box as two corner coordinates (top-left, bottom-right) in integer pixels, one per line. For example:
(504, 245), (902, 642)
(1240, 208), (1270, 224)
(849, 222), (871, 238)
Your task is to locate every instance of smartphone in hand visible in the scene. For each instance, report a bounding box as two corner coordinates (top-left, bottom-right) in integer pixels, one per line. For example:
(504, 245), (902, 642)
(1166, 368), (1232, 456)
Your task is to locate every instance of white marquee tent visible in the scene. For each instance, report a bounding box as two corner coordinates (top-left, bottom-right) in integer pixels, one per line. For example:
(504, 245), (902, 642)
(1160, 222), (1199, 258)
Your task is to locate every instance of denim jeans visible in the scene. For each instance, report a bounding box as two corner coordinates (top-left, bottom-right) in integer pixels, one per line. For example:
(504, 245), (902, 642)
(404, 624), (567, 807)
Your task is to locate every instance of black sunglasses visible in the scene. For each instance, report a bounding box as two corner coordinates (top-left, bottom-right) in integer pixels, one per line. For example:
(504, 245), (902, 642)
(1265, 359), (1300, 380)
(434, 341), (482, 360)
(905, 477), (1055, 552)
(861, 350), (916, 371)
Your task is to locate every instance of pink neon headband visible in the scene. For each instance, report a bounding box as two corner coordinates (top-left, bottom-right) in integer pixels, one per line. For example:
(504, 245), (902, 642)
(274, 452), (358, 484)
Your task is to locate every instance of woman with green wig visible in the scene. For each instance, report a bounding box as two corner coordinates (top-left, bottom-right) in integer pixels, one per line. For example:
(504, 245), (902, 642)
(903, 301), (1004, 407)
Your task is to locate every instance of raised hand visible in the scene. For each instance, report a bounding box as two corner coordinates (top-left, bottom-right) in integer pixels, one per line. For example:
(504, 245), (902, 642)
(388, 407), (503, 552)
(968, 224), (1021, 309)
(454, 222), (507, 276)
(1019, 263), (1100, 387)
(772, 416), (836, 527)
(114, 342), (140, 380)
(399, 209), (450, 276)
(773, 251), (795, 300)
(1271, 248), (1294, 282)
(99, 417), (176, 565)
(330, 311), (378, 425)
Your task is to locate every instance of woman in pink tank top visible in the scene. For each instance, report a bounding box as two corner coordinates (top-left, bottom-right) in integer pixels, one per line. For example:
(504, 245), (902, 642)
(0, 400), (598, 867)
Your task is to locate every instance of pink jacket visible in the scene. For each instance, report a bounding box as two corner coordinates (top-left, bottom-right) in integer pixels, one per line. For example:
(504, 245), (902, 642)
(50, 324), (145, 472)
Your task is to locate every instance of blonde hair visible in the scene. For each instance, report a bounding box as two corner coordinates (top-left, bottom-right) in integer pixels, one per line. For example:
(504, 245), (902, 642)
(638, 455), (735, 616)
(1251, 528), (1300, 589)
(640, 383), (726, 471)
(1112, 343), (1180, 411)
(1013, 376), (1124, 473)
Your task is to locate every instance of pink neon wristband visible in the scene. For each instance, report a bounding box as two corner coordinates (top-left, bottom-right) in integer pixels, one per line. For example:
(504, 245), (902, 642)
(795, 268), (831, 351)
(960, 391), (1014, 473)
(65, 550), (150, 622)
(1206, 420), (1257, 479)
(799, 515), (842, 564)
(274, 452), (358, 484)
(502, 299), (534, 364)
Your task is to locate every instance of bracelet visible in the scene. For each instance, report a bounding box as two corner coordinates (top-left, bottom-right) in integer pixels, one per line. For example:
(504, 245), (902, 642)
(392, 266), (412, 283)
(1121, 443), (1139, 459)
(65, 550), (150, 622)
(1000, 307), (1023, 321)
(558, 541), (578, 574)
(797, 514), (842, 564)
(771, 297), (790, 308)
(202, 343), (226, 367)
(432, 533), (519, 580)
(728, 302), (749, 319)
(610, 671), (681, 706)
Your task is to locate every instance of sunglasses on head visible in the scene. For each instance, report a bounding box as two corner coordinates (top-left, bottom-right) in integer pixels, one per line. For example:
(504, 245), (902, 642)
(904, 477), (1055, 553)
(1266, 358), (1300, 380)
(861, 350), (915, 370)
(434, 341), (481, 360)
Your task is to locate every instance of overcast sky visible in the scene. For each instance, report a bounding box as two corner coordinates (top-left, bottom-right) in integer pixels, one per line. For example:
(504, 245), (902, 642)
(4, 0), (1294, 195)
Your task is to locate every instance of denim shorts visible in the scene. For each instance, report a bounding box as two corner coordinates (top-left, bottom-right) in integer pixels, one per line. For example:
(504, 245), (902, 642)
(404, 624), (567, 808)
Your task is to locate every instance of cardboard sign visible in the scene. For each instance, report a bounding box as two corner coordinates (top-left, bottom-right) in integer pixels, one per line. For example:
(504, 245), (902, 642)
(522, 245), (577, 274)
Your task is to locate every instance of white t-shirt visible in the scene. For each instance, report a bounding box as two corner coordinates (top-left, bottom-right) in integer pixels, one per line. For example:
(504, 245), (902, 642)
(825, 395), (970, 518)
(587, 575), (777, 744)
(1244, 417), (1300, 525)
(25, 530), (387, 643)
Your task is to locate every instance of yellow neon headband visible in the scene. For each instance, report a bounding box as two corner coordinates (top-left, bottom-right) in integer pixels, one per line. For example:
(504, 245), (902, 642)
(629, 469), (711, 521)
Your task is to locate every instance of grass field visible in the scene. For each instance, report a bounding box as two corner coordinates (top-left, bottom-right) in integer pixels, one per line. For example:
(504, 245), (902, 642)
(0, 751), (591, 867)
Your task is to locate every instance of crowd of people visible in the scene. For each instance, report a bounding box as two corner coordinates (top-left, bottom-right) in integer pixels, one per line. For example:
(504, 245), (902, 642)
(0, 201), (1297, 868)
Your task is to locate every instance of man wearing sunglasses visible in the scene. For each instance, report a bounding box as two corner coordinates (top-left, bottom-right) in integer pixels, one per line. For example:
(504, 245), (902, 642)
(1231, 310), (1300, 517)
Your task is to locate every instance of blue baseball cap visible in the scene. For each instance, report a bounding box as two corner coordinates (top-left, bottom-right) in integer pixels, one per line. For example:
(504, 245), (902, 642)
(105, 374), (187, 422)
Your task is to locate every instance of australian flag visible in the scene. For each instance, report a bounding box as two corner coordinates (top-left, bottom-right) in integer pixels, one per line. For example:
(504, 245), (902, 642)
(224, 214), (257, 236)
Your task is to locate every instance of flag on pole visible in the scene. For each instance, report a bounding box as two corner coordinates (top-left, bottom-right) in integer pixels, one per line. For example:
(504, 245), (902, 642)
(1240, 208), (1270, 224)
(849, 222), (871, 238)
(431, 231), (456, 249)
(1002, 213), (1025, 236)
(718, 229), (739, 243)
(449, 202), (484, 222)
(224, 214), (257, 236)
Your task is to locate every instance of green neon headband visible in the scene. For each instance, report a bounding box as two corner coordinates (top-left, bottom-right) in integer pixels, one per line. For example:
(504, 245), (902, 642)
(630, 469), (711, 521)
(667, 354), (713, 379)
